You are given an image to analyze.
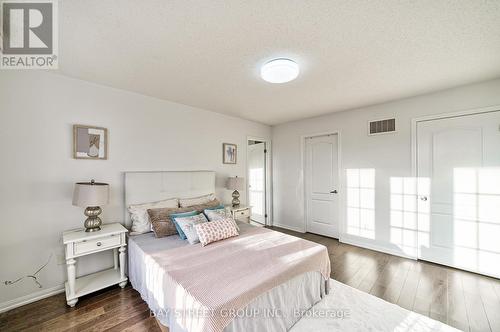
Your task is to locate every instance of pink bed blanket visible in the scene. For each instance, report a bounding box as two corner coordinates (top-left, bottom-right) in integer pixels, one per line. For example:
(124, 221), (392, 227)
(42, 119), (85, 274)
(149, 226), (331, 332)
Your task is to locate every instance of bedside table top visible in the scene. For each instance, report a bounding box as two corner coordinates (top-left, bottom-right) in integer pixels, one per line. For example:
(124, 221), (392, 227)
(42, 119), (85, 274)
(63, 223), (128, 244)
(225, 205), (251, 211)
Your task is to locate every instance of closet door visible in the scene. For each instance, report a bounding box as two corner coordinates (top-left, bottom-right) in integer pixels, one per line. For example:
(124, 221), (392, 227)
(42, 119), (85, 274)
(417, 110), (500, 277)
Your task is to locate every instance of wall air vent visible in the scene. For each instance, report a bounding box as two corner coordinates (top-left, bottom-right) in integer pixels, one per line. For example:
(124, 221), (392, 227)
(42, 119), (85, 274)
(368, 118), (396, 135)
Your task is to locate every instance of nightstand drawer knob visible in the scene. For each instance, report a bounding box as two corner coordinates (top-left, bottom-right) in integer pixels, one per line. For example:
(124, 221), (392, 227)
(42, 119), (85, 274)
(96, 242), (102, 247)
(240, 212), (245, 215)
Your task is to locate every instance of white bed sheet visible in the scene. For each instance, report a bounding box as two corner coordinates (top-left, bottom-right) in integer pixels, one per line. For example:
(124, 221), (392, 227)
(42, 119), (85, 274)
(128, 223), (326, 332)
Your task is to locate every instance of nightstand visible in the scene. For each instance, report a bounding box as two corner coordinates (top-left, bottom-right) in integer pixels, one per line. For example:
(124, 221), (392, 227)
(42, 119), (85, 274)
(62, 223), (128, 307)
(226, 205), (252, 223)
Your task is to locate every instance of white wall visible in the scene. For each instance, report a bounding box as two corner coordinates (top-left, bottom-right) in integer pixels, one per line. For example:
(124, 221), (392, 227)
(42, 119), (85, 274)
(272, 78), (500, 256)
(0, 71), (270, 311)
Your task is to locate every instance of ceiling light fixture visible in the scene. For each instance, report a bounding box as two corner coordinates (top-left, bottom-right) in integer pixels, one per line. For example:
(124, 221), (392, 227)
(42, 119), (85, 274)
(260, 58), (299, 83)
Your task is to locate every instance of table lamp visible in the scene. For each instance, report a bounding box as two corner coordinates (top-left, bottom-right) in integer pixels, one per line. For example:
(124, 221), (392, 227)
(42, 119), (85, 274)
(226, 176), (245, 207)
(72, 180), (109, 232)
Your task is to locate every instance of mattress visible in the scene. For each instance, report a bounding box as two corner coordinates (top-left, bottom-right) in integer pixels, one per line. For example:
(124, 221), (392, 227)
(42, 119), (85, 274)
(128, 222), (327, 332)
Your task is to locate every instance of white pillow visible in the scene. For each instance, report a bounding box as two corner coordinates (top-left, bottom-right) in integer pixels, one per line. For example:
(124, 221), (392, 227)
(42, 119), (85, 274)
(128, 198), (178, 234)
(175, 214), (208, 244)
(204, 208), (227, 221)
(179, 193), (216, 208)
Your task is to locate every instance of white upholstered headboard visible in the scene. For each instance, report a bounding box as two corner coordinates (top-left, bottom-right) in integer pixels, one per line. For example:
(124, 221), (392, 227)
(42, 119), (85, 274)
(124, 171), (216, 227)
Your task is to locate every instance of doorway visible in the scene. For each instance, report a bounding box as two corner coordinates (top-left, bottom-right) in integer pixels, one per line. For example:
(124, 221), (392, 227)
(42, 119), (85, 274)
(415, 109), (500, 278)
(304, 133), (340, 238)
(247, 138), (270, 225)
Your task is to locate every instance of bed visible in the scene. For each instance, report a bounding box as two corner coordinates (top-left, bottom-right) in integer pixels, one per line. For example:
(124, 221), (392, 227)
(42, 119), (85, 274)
(125, 171), (330, 332)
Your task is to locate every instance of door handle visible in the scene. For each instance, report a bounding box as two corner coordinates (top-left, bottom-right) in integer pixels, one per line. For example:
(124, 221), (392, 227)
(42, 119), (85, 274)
(420, 196), (428, 201)
(330, 190), (338, 194)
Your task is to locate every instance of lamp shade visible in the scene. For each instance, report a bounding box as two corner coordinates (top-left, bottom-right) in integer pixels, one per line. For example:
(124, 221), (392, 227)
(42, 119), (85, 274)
(72, 181), (109, 207)
(226, 176), (245, 191)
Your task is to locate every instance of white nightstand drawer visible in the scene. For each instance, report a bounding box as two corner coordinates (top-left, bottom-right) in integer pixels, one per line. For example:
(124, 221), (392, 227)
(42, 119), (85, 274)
(74, 234), (121, 255)
(235, 209), (250, 218)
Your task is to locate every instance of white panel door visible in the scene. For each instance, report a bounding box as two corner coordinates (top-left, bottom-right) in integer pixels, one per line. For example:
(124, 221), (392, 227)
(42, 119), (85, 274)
(248, 143), (266, 224)
(417, 110), (500, 277)
(305, 134), (339, 238)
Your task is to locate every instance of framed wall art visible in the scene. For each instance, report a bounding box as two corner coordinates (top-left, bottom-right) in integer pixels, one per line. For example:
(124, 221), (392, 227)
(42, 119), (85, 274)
(73, 125), (108, 160)
(223, 143), (237, 164)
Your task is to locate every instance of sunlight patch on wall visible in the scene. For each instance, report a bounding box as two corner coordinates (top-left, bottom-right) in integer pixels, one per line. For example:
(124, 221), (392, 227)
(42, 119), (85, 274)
(453, 168), (500, 274)
(346, 169), (375, 239)
(390, 177), (430, 256)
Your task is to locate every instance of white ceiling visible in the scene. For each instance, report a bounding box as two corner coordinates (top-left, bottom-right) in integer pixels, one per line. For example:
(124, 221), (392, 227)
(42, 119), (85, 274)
(58, 1), (500, 125)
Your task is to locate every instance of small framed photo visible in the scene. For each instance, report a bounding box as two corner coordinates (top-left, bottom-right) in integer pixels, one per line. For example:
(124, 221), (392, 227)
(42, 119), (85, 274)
(223, 143), (237, 164)
(73, 125), (108, 160)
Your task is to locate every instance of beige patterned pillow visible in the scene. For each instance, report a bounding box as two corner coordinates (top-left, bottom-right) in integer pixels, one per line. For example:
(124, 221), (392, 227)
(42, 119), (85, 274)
(195, 217), (239, 246)
(148, 199), (221, 238)
(128, 198), (179, 234)
(179, 193), (217, 207)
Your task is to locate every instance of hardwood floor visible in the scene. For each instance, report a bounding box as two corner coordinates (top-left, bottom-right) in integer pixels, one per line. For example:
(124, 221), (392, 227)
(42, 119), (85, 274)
(1, 228), (499, 332)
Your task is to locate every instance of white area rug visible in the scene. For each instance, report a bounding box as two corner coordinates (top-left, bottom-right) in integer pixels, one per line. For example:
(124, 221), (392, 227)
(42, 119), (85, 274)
(290, 279), (460, 332)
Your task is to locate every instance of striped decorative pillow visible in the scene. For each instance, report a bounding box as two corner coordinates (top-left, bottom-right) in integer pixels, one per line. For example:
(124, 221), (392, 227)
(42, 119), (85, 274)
(194, 217), (239, 246)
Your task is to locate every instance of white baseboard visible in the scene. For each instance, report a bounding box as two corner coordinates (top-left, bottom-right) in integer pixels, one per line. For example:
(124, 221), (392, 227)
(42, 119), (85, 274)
(272, 222), (306, 233)
(0, 284), (65, 313)
(340, 235), (416, 260)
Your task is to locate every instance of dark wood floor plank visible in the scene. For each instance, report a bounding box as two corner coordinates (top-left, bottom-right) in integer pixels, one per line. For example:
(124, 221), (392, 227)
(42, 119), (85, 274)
(104, 308), (152, 332)
(372, 255), (411, 304)
(122, 316), (162, 332)
(343, 251), (382, 288)
(78, 300), (149, 332)
(1, 286), (128, 331)
(3, 287), (137, 332)
(357, 252), (391, 293)
(0, 292), (67, 321)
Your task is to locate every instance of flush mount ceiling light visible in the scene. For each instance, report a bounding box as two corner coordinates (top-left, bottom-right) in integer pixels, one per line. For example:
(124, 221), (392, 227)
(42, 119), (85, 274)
(260, 58), (299, 83)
